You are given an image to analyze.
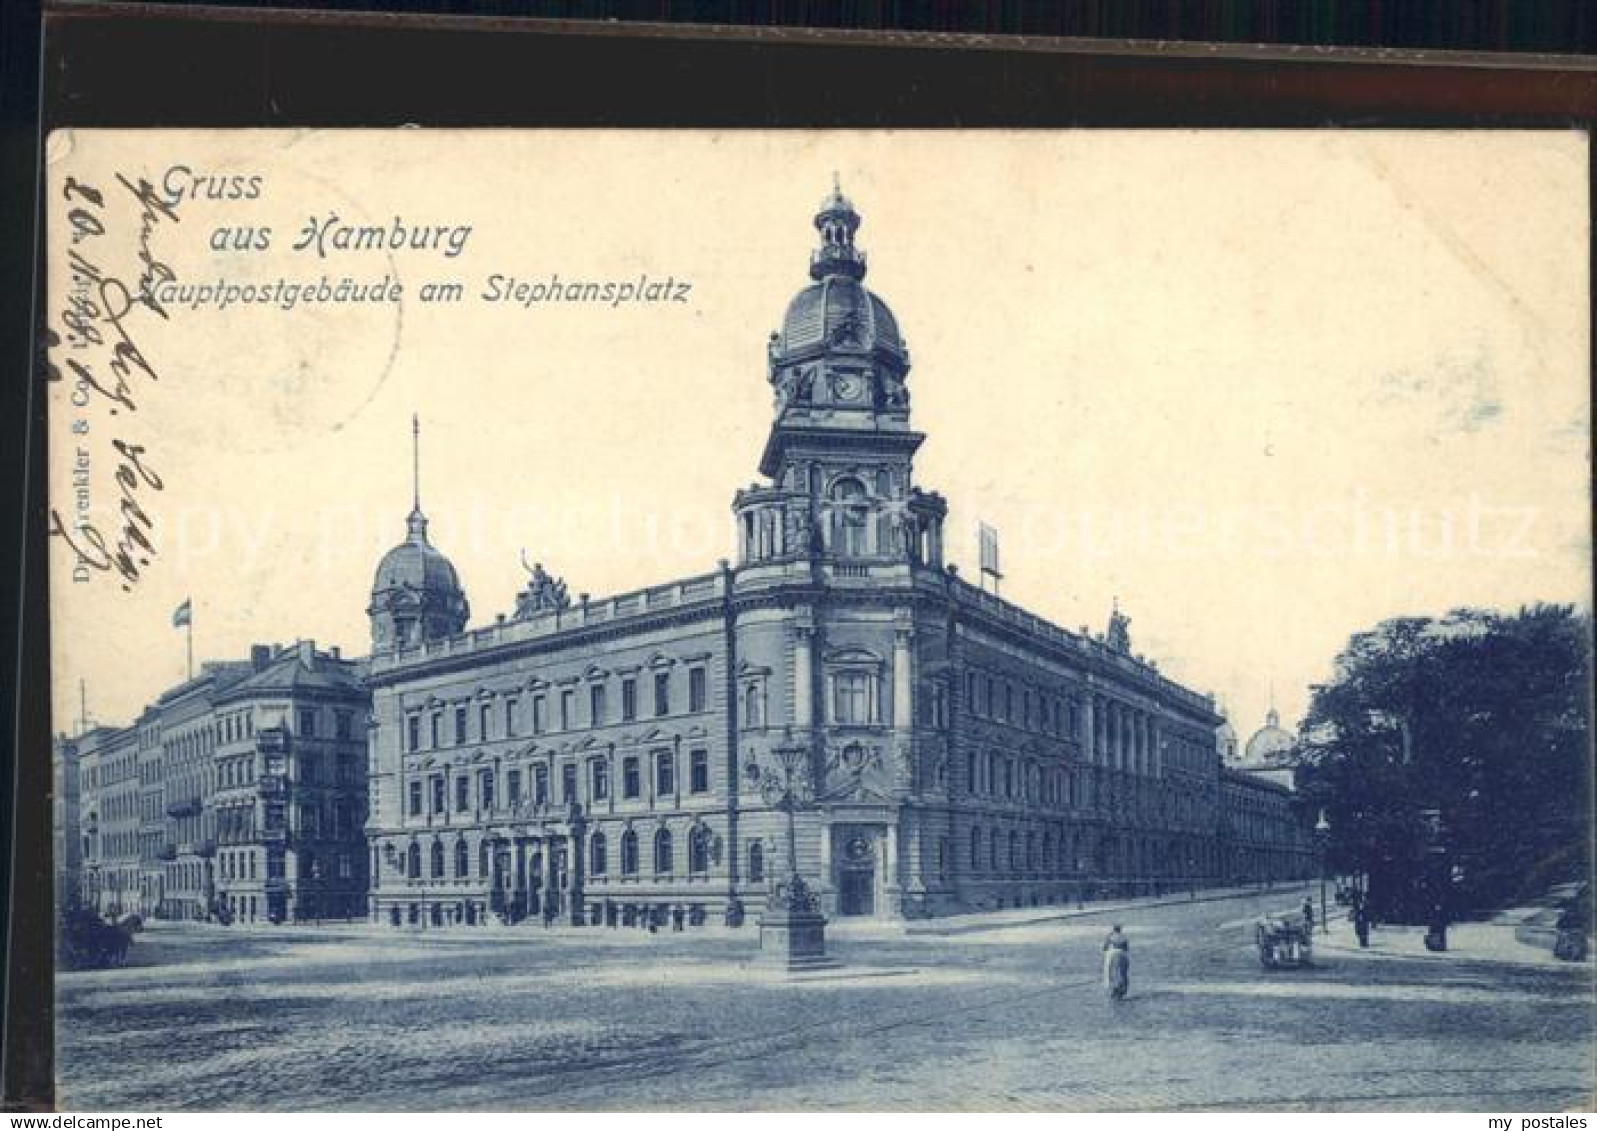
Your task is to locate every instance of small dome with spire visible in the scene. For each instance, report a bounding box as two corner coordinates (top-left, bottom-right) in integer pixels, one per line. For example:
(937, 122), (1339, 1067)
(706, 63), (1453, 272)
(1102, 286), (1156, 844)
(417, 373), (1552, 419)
(368, 416), (469, 651)
(1243, 706), (1294, 765)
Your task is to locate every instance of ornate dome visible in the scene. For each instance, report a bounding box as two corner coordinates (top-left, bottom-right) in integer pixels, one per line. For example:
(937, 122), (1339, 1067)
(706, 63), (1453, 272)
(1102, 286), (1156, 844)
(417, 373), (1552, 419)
(778, 277), (906, 364)
(1243, 708), (1294, 764)
(769, 178), (908, 371)
(373, 508), (465, 596)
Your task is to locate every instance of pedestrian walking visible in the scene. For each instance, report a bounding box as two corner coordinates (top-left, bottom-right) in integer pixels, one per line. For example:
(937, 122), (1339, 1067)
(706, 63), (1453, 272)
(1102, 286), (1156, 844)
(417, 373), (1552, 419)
(1102, 924), (1131, 1001)
(1352, 900), (1371, 948)
(1301, 897), (1315, 933)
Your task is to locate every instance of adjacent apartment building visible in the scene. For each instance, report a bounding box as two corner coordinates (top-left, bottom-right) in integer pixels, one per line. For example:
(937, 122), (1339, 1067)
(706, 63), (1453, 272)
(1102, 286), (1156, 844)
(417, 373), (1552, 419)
(59, 642), (370, 923)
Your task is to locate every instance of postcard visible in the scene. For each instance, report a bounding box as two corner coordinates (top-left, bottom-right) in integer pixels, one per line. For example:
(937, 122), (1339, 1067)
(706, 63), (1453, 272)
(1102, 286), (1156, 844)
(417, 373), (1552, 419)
(43, 129), (1592, 1111)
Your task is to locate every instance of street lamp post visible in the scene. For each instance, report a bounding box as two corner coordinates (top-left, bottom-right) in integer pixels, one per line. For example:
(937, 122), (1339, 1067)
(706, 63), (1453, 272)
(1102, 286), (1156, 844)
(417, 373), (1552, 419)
(1314, 809), (1331, 936)
(754, 735), (838, 973)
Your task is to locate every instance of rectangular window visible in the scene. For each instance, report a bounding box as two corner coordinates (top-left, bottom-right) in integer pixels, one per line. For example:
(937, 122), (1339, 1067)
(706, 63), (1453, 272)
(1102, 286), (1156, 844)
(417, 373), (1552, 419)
(533, 765), (549, 805)
(505, 697), (519, 737)
(592, 760), (610, 801)
(833, 671), (872, 725)
(299, 755), (318, 784)
(622, 756), (641, 799)
(653, 672), (671, 717)
(298, 708), (316, 737)
(335, 710), (353, 740)
(480, 703), (492, 741)
(560, 689), (575, 730)
(507, 769), (522, 806)
(532, 695), (546, 734)
(621, 677), (638, 721)
(430, 713), (441, 749)
(480, 769), (494, 810)
(454, 705), (467, 745)
(689, 749), (709, 794)
(589, 684), (607, 727)
(455, 775), (469, 811)
(688, 666), (707, 713)
(431, 775), (445, 814)
(408, 780), (422, 816)
(655, 751), (675, 796)
(561, 763), (578, 803)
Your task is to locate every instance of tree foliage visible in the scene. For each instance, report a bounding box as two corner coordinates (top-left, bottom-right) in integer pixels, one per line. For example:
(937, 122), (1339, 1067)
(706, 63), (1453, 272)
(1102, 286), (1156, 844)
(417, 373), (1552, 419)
(1295, 605), (1591, 920)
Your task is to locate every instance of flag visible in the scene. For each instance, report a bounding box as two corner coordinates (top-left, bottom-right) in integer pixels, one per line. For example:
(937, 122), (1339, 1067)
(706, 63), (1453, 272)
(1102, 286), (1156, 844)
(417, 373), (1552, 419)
(172, 599), (192, 628)
(978, 522), (1001, 579)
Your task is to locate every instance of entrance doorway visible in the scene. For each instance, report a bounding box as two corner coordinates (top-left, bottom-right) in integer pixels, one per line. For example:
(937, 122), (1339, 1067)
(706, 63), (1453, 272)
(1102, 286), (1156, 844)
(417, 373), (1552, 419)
(839, 868), (875, 916)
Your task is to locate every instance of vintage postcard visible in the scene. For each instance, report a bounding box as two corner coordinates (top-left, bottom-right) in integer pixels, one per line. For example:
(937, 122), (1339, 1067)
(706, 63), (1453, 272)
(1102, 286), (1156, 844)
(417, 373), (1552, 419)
(44, 130), (1592, 1111)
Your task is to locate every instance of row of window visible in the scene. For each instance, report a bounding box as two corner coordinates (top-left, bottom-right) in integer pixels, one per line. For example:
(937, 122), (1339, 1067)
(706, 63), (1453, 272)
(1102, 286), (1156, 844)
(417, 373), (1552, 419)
(296, 707), (358, 741)
(964, 749), (1085, 806)
(405, 667), (710, 753)
(396, 825), (741, 881)
(965, 670), (1082, 737)
(407, 749), (715, 818)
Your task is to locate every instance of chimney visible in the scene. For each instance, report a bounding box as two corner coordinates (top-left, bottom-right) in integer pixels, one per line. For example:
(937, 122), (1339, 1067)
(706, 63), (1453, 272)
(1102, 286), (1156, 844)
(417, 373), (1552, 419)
(251, 645), (272, 671)
(329, 645), (341, 660)
(298, 639), (315, 667)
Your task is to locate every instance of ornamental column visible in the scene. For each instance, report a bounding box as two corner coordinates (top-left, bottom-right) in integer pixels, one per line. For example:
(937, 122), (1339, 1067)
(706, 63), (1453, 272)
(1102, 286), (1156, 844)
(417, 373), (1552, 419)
(892, 618), (914, 728)
(792, 612), (816, 729)
(566, 823), (586, 926)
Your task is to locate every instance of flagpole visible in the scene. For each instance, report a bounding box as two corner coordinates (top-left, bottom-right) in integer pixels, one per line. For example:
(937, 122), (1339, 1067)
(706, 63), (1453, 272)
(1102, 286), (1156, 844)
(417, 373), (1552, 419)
(186, 614), (193, 681)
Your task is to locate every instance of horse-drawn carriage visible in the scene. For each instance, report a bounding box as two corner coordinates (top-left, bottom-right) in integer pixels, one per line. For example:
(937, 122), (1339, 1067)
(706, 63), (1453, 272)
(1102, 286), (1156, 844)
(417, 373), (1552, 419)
(1255, 913), (1314, 968)
(58, 909), (135, 970)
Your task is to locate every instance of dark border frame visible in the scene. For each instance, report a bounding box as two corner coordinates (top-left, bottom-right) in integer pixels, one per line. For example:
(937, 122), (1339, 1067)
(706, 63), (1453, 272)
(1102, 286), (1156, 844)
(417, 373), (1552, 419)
(6, 4), (1595, 1110)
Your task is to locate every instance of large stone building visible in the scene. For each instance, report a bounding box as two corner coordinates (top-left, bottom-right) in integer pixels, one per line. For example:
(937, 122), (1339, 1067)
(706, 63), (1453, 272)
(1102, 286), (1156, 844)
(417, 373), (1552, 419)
(54, 642), (370, 923)
(362, 184), (1310, 928)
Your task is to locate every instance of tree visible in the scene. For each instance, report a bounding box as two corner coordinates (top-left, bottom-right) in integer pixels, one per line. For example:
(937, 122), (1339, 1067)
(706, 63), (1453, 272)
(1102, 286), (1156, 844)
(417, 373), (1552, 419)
(1295, 605), (1591, 921)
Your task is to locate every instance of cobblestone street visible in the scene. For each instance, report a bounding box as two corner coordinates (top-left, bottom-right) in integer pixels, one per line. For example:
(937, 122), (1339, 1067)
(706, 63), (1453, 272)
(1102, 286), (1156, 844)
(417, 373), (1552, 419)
(57, 885), (1593, 1111)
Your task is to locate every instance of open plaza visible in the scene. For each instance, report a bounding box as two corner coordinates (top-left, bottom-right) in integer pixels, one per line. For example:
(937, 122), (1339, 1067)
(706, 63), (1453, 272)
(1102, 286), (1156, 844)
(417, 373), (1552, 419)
(57, 885), (1593, 1112)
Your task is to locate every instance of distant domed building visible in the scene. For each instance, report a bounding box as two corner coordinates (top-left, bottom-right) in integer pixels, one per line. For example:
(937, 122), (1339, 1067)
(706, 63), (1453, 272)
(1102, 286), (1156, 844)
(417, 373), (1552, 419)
(1233, 704), (1297, 791)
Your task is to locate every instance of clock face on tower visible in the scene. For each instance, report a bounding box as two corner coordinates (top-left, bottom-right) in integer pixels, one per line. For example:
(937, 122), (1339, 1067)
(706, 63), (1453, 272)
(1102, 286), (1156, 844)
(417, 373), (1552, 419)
(831, 372), (864, 402)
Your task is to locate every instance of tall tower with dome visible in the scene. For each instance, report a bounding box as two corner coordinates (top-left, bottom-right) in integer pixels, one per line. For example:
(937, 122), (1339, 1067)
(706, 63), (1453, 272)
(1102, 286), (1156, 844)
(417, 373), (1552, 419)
(734, 179), (948, 573)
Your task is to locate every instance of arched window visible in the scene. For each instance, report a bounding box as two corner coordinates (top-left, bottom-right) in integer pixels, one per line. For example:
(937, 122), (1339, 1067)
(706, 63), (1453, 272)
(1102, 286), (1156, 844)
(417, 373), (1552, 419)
(453, 839), (468, 878)
(748, 840), (765, 883)
(829, 477), (870, 556)
(620, 829), (638, 876)
(689, 827), (710, 875)
(430, 840), (445, 879)
(654, 828), (674, 874)
(590, 832), (607, 875)
(744, 683), (763, 729)
(965, 749), (977, 794)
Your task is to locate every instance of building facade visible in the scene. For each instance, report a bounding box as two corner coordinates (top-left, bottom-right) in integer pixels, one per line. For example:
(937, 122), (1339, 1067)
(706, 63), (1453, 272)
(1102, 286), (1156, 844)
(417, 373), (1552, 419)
(363, 185), (1313, 928)
(54, 643), (370, 924)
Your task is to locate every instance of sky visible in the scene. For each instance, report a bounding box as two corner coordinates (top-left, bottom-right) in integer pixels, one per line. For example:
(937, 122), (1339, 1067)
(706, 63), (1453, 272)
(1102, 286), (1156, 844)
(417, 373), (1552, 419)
(46, 130), (1591, 742)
